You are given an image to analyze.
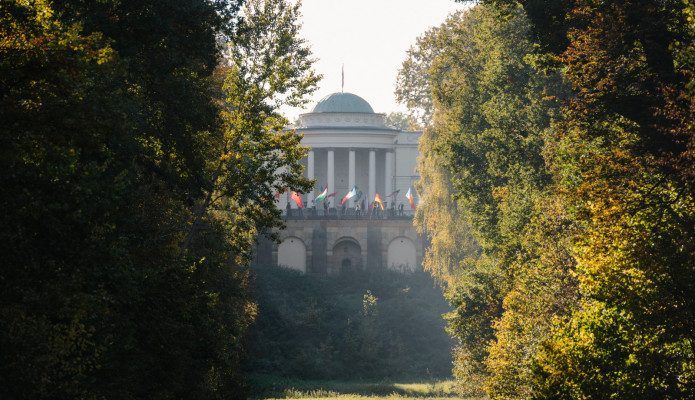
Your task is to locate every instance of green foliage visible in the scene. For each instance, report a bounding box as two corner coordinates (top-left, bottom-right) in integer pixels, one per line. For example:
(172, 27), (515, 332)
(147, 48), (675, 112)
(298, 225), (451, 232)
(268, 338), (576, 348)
(0, 0), (316, 398)
(385, 112), (421, 131)
(417, 0), (694, 398)
(246, 266), (454, 381)
(533, 300), (694, 399)
(525, 1), (695, 397)
(401, 5), (577, 398)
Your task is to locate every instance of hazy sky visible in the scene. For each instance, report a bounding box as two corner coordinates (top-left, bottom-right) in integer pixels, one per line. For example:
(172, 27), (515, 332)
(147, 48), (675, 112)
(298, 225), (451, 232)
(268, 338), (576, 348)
(282, 0), (469, 120)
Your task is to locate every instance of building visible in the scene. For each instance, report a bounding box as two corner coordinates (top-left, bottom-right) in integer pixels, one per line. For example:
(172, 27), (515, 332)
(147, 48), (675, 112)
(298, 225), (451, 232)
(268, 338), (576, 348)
(253, 92), (423, 274)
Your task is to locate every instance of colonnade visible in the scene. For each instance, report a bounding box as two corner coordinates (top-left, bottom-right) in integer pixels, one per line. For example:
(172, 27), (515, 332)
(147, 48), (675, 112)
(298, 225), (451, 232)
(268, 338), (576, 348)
(306, 148), (393, 208)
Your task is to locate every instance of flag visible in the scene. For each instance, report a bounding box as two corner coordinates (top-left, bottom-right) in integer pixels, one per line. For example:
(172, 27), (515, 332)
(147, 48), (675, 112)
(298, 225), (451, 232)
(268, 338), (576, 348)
(290, 191), (304, 209)
(315, 186), (328, 203)
(405, 187), (416, 210)
(340, 186), (358, 205)
(326, 192), (337, 199)
(374, 193), (385, 210)
(387, 189), (400, 199)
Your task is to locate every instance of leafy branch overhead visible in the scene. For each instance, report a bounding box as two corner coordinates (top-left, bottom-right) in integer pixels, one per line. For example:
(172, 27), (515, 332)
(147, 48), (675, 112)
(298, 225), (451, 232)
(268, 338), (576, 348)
(184, 0), (320, 249)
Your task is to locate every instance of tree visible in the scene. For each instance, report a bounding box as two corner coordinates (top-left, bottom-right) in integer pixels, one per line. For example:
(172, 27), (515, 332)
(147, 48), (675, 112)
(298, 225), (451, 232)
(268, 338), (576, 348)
(395, 17), (456, 128)
(459, 0), (695, 397)
(0, 0), (317, 398)
(185, 0), (319, 254)
(406, 5), (576, 398)
(385, 112), (420, 131)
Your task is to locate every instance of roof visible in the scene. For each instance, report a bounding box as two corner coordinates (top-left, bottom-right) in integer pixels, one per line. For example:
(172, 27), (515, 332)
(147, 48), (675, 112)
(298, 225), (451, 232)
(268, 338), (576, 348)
(312, 92), (375, 113)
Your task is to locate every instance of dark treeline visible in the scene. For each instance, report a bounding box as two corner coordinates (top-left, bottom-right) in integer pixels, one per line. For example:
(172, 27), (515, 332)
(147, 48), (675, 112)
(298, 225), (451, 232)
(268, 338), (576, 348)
(246, 265), (453, 383)
(400, 1), (693, 399)
(1, 0), (318, 398)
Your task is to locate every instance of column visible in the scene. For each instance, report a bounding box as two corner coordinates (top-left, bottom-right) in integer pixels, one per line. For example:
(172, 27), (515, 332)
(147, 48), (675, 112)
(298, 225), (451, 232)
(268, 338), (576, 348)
(307, 150), (315, 205)
(385, 151), (394, 203)
(327, 149), (335, 207)
(348, 149), (356, 207)
(368, 149), (376, 205)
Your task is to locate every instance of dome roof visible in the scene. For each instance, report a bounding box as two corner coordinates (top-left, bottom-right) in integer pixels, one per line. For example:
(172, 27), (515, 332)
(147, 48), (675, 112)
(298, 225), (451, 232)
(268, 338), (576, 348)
(312, 92), (374, 113)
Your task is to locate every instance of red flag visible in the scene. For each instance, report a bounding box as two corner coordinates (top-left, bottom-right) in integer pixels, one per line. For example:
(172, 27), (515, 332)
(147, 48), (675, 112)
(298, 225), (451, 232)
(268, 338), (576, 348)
(405, 187), (416, 210)
(290, 191), (304, 209)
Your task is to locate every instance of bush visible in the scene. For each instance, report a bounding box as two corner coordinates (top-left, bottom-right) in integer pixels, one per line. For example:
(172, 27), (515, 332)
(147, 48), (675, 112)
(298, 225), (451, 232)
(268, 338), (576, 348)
(245, 266), (454, 381)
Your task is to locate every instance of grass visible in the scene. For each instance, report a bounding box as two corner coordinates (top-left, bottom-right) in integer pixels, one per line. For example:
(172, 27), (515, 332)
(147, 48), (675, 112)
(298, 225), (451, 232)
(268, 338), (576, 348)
(249, 375), (485, 400)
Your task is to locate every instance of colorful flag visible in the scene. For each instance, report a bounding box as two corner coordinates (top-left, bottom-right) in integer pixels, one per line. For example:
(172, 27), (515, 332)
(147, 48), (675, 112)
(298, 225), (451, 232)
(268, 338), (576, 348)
(326, 192), (337, 199)
(374, 193), (385, 210)
(290, 191), (304, 209)
(405, 187), (416, 210)
(340, 186), (358, 205)
(315, 186), (328, 203)
(387, 189), (400, 199)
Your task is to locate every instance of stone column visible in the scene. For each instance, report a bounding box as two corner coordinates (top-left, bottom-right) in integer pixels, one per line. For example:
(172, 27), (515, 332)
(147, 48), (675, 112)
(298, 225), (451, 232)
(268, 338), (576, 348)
(327, 148), (335, 207)
(368, 149), (376, 205)
(385, 150), (394, 202)
(307, 149), (315, 205)
(348, 149), (356, 207)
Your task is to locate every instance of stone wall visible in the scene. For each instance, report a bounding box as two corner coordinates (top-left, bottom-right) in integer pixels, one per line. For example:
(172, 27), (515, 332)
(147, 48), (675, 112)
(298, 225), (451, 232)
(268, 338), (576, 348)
(252, 218), (423, 274)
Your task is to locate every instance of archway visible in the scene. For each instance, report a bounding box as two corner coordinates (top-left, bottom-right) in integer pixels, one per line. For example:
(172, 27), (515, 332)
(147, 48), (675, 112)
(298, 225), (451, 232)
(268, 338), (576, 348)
(277, 236), (306, 273)
(387, 236), (417, 272)
(329, 237), (362, 274)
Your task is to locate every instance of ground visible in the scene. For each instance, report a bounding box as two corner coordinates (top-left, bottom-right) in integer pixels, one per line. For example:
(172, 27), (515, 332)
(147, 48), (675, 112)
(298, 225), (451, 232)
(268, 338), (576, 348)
(250, 377), (484, 400)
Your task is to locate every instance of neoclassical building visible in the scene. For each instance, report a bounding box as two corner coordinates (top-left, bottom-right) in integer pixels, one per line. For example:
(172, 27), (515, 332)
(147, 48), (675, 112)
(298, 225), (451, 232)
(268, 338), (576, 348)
(254, 92), (424, 274)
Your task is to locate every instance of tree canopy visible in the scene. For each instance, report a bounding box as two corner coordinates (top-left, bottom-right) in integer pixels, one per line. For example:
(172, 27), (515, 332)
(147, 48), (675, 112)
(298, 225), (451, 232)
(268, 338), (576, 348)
(406, 1), (694, 398)
(0, 0), (317, 398)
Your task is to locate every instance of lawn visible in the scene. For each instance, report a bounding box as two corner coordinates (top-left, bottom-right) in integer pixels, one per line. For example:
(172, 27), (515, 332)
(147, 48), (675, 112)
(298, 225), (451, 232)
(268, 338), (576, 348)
(250, 376), (485, 399)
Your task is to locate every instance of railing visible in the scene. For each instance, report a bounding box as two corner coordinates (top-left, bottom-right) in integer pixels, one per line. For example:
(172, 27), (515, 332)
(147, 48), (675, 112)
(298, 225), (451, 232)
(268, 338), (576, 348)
(283, 207), (415, 220)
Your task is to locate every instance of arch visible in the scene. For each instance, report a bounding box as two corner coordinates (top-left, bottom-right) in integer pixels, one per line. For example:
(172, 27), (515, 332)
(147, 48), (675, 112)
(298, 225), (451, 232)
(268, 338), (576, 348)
(329, 236), (362, 274)
(277, 236), (306, 273)
(387, 236), (417, 272)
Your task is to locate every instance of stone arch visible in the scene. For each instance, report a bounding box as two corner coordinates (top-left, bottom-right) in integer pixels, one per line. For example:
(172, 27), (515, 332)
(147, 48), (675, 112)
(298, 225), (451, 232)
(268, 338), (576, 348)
(387, 236), (417, 272)
(277, 236), (306, 273)
(329, 236), (362, 274)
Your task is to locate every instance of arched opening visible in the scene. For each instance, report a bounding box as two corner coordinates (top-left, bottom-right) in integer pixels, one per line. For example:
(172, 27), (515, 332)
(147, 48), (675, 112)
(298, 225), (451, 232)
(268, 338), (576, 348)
(387, 236), (417, 272)
(277, 236), (306, 273)
(341, 258), (352, 274)
(329, 237), (362, 274)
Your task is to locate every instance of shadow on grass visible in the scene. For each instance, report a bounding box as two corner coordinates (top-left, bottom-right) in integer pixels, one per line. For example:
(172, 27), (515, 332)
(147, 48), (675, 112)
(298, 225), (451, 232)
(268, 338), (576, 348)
(249, 374), (461, 399)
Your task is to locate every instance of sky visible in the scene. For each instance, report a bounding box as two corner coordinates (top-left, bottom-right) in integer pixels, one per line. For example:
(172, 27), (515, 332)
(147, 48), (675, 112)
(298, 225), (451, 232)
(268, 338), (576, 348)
(282, 0), (469, 120)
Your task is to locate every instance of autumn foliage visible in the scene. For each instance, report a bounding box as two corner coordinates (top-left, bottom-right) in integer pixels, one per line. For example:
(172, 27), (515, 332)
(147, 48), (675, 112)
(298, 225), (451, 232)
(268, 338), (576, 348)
(405, 0), (694, 398)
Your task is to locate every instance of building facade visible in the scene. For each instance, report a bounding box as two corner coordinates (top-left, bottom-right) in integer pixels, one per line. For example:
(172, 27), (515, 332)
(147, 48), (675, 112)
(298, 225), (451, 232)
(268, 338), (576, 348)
(255, 92), (423, 274)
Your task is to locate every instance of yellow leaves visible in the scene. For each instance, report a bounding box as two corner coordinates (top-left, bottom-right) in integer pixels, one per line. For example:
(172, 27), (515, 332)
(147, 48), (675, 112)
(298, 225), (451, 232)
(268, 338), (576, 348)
(491, 186), (509, 201)
(3, 0), (116, 70)
(219, 152), (241, 162)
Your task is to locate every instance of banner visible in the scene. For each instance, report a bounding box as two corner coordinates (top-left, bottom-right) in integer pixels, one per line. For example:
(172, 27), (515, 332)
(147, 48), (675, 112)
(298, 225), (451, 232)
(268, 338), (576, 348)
(405, 187), (416, 210)
(315, 186), (328, 203)
(290, 191), (304, 209)
(340, 186), (358, 205)
(374, 193), (385, 210)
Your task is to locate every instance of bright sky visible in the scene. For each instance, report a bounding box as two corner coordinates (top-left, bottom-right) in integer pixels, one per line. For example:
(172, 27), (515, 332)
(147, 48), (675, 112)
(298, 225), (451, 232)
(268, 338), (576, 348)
(282, 0), (469, 120)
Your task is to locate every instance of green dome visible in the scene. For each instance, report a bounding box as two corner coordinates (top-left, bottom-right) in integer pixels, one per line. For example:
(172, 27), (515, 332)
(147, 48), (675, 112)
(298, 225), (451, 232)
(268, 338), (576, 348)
(312, 92), (374, 113)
